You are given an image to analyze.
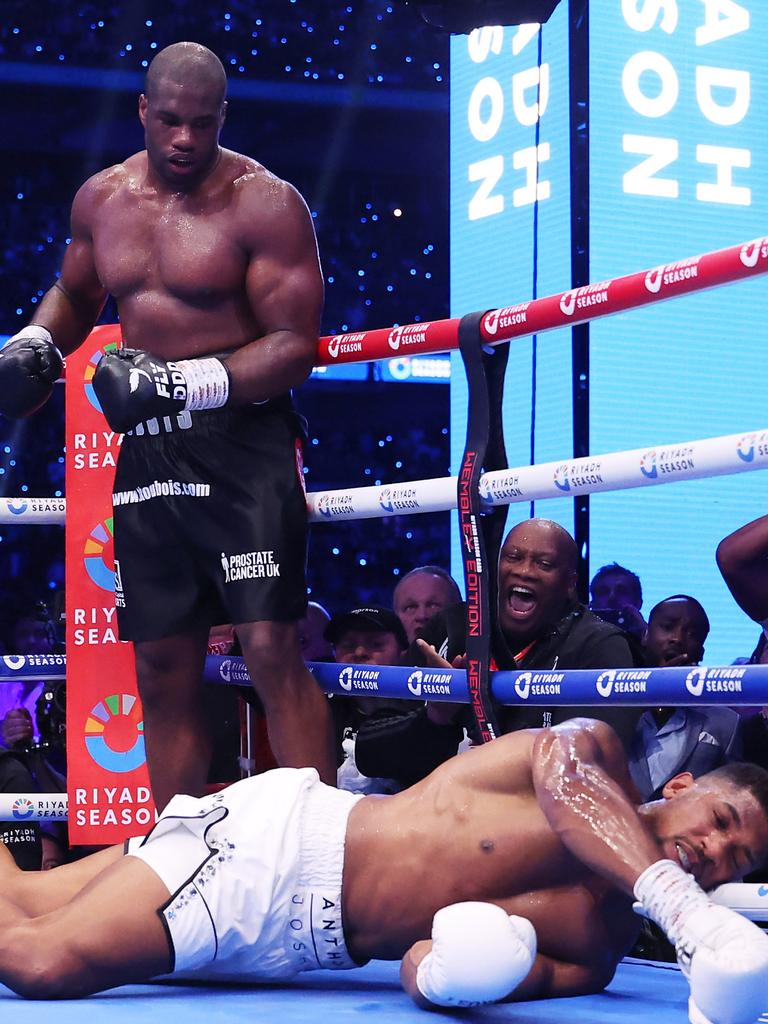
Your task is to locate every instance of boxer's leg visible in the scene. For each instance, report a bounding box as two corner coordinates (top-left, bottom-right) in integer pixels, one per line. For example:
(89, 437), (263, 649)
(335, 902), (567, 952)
(0, 854), (172, 998)
(134, 627), (212, 811)
(0, 841), (124, 916)
(237, 619), (337, 785)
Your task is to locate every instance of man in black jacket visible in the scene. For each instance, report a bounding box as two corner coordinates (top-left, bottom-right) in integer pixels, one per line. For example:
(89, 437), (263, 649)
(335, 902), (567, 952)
(355, 519), (644, 786)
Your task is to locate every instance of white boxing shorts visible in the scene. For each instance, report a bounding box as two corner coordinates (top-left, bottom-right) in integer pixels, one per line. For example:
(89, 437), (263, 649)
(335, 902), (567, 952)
(125, 768), (363, 981)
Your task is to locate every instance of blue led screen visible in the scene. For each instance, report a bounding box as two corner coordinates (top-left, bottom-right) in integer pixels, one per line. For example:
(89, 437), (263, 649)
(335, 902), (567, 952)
(450, 1), (767, 663)
(449, 5), (575, 585)
(588, 1), (768, 664)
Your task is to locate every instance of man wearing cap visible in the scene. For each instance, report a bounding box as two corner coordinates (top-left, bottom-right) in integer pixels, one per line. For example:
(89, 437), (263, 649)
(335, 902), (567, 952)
(324, 606), (415, 793)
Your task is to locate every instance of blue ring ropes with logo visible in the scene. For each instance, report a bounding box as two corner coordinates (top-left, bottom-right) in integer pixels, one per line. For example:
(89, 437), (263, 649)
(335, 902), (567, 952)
(4, 654), (768, 707)
(300, 659), (768, 709)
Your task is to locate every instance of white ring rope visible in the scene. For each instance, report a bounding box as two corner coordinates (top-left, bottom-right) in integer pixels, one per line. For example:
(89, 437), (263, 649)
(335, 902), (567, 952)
(4, 425), (767, 525)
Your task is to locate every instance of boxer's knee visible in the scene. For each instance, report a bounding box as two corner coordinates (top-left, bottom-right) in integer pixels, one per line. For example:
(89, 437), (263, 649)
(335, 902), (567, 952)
(238, 622), (310, 702)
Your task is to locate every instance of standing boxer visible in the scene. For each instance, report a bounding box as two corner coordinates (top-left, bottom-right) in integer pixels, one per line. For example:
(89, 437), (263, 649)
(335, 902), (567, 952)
(0, 41), (336, 807)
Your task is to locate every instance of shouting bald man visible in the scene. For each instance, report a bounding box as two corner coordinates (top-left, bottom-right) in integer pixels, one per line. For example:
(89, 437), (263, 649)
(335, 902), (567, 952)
(0, 41), (336, 806)
(355, 519), (644, 785)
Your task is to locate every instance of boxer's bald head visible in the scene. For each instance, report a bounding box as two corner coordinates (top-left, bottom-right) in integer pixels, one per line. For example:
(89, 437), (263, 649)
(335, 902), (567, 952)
(145, 42), (227, 108)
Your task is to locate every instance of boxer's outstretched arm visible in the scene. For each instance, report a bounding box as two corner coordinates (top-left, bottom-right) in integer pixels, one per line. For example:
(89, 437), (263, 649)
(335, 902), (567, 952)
(32, 177), (108, 354)
(532, 718), (659, 896)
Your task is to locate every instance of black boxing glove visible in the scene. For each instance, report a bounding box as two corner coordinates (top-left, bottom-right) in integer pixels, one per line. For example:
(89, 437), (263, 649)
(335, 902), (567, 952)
(0, 326), (63, 418)
(92, 348), (231, 433)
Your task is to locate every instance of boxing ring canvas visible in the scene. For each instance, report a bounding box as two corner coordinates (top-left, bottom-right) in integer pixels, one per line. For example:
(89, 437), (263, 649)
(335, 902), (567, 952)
(0, 960), (708, 1024)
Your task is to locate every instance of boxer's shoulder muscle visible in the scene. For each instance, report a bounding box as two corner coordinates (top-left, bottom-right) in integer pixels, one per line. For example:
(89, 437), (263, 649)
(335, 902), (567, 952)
(71, 160), (137, 229)
(231, 160), (315, 254)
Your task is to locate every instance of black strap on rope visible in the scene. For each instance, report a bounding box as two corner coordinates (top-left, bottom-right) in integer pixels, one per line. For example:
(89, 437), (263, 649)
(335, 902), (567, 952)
(456, 311), (509, 742)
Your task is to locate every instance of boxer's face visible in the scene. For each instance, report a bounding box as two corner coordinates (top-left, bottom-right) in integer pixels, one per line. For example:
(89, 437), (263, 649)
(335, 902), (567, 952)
(652, 773), (768, 889)
(139, 77), (225, 189)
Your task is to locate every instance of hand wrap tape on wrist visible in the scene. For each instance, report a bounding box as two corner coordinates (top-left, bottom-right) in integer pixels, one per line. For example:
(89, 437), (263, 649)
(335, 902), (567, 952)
(175, 357), (230, 412)
(633, 859), (710, 945)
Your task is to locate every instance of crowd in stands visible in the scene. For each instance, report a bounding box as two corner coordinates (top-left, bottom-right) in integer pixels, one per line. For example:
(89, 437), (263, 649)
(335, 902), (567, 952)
(0, 1), (448, 90)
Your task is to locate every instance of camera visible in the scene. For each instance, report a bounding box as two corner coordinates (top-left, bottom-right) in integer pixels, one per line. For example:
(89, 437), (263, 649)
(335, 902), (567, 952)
(34, 681), (66, 753)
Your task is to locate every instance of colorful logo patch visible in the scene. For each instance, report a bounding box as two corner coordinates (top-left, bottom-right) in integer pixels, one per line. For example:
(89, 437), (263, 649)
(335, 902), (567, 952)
(11, 797), (34, 820)
(84, 693), (145, 773)
(83, 518), (115, 592)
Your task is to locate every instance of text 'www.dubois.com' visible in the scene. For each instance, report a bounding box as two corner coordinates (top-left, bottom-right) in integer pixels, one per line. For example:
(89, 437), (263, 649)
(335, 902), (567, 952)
(112, 480), (211, 505)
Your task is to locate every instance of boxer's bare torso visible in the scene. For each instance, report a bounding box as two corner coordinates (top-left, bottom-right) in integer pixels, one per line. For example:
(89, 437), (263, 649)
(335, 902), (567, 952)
(70, 148), (309, 360)
(343, 730), (640, 984)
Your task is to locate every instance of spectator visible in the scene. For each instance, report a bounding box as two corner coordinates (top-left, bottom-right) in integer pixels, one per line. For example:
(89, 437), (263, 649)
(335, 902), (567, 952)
(589, 561), (647, 640)
(717, 513), (768, 666)
(0, 680), (67, 870)
(327, 605), (408, 668)
(739, 708), (768, 771)
(629, 708), (742, 802)
(392, 565), (462, 644)
(643, 595), (709, 668)
(717, 512), (768, 627)
(298, 601), (334, 662)
(324, 605), (413, 793)
(630, 595), (741, 801)
(0, 598), (60, 750)
(355, 518), (644, 786)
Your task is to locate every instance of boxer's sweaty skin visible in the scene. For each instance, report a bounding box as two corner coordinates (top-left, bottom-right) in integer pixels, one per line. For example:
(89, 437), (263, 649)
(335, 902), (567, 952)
(342, 721), (768, 1001)
(342, 726), (639, 996)
(24, 46), (338, 804)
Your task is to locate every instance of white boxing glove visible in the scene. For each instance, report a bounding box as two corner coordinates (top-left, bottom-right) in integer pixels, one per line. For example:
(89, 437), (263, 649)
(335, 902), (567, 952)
(415, 901), (536, 1008)
(634, 860), (768, 1024)
(681, 904), (768, 1024)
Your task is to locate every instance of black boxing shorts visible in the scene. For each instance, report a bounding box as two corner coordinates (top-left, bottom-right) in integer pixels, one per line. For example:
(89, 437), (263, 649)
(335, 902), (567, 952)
(111, 401), (308, 642)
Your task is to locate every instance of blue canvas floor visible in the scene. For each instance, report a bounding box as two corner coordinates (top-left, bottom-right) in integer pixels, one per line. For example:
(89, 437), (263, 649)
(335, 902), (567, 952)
(0, 959), (710, 1023)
